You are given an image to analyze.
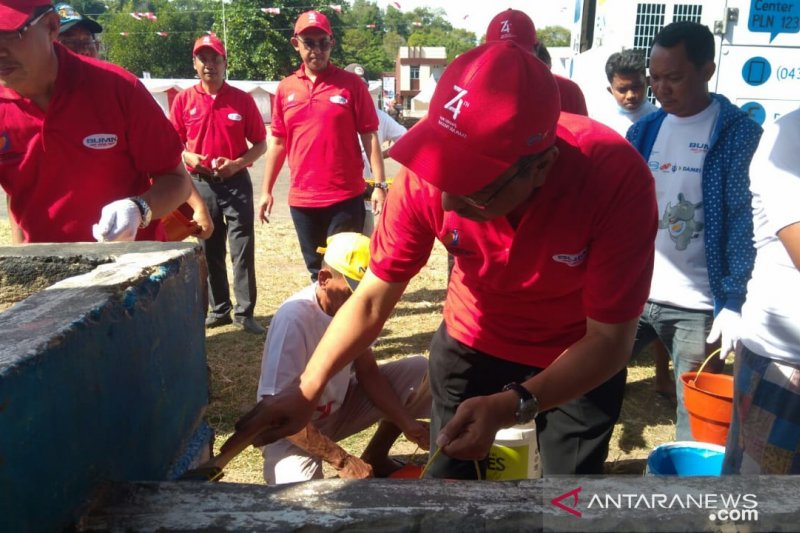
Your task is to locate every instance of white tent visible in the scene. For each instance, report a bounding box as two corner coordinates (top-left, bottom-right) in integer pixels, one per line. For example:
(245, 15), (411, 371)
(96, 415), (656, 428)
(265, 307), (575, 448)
(409, 74), (437, 117)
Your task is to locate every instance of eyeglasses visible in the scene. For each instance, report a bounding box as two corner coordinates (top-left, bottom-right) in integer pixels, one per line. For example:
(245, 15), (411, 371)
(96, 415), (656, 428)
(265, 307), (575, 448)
(0, 7), (54, 45)
(298, 37), (332, 51)
(460, 153), (542, 211)
(60, 38), (98, 53)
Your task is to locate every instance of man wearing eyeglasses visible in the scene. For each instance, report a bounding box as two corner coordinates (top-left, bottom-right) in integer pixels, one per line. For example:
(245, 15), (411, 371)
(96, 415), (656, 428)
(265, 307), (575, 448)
(258, 10), (387, 282)
(0, 0), (196, 243)
(170, 34), (267, 335)
(222, 42), (658, 478)
(56, 2), (101, 58)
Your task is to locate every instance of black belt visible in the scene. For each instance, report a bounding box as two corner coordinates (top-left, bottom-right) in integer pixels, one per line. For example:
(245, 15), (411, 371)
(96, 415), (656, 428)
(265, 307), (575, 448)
(191, 169), (248, 184)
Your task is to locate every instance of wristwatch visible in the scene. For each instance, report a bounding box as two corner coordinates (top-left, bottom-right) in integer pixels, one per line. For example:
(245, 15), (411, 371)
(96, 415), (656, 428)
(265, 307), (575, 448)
(373, 182), (389, 191)
(130, 196), (153, 229)
(502, 382), (539, 424)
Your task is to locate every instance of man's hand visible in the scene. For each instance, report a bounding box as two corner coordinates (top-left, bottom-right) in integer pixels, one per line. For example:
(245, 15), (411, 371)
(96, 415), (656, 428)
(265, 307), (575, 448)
(336, 454), (374, 479)
(92, 199), (142, 242)
(402, 420), (431, 451)
(370, 187), (386, 216)
(219, 389), (316, 456)
(183, 151), (213, 174)
(706, 308), (742, 360)
(435, 393), (515, 460)
(191, 206), (214, 240)
(210, 157), (241, 179)
(257, 193), (274, 224)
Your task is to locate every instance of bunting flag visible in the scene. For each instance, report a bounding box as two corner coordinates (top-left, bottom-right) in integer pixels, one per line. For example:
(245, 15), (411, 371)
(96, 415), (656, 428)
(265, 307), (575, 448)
(329, 4), (342, 13)
(463, 14), (469, 20)
(129, 12), (141, 20)
(412, 21), (422, 27)
(261, 7), (280, 15)
(131, 11), (157, 21)
(119, 32), (129, 36)
(365, 23), (376, 28)
(391, 1), (401, 9)
(156, 32), (169, 37)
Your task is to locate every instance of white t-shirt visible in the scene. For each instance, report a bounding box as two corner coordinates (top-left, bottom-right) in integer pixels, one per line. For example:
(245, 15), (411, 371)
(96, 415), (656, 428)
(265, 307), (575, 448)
(592, 97), (658, 137)
(361, 108), (407, 178)
(648, 100), (721, 310)
(742, 108), (800, 363)
(257, 284), (353, 421)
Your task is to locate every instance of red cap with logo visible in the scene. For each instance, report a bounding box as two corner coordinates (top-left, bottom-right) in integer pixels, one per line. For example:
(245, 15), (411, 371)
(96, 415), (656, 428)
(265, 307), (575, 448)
(388, 41), (560, 196)
(193, 34), (226, 58)
(0, 0), (53, 32)
(486, 8), (539, 51)
(294, 10), (332, 36)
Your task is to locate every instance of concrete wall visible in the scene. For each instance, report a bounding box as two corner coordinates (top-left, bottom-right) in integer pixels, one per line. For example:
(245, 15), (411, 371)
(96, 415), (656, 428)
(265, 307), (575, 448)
(0, 242), (209, 532)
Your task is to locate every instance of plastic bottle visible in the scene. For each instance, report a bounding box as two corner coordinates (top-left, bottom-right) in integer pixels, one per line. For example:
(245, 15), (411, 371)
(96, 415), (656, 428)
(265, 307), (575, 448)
(486, 421), (541, 480)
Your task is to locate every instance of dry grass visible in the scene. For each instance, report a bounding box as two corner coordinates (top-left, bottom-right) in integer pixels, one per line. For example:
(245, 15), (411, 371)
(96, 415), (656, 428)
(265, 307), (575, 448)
(0, 217), (679, 481)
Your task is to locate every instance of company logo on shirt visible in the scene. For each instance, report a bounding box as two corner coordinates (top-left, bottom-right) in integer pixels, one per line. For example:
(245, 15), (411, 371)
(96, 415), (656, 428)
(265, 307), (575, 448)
(83, 134), (118, 150)
(688, 141), (709, 153)
(552, 248), (588, 267)
(659, 162), (676, 173)
(329, 95), (348, 105)
(227, 112), (243, 121)
(287, 93), (296, 102)
(189, 107), (197, 116)
(442, 229), (460, 247)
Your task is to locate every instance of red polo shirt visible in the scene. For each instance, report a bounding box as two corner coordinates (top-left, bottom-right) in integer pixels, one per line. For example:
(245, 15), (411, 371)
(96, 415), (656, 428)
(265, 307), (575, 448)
(169, 82), (266, 166)
(0, 45), (182, 242)
(371, 114), (657, 368)
(555, 75), (588, 116)
(271, 63), (378, 208)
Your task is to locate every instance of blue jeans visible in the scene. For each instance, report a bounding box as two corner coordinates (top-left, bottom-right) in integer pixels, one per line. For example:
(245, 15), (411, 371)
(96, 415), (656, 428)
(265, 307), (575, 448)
(290, 194), (365, 281)
(633, 301), (721, 441)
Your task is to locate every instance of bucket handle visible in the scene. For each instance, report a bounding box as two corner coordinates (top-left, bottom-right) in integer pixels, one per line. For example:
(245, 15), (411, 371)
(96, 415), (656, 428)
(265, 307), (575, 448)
(420, 447), (482, 480)
(693, 348), (722, 381)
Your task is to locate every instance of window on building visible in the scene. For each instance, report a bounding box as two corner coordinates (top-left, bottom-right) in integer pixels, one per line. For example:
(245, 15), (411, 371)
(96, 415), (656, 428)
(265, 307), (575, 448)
(410, 65), (420, 80)
(673, 3), (702, 22)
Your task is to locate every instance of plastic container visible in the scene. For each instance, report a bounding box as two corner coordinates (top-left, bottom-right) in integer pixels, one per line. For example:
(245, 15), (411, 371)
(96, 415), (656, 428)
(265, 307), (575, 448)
(680, 371), (734, 446)
(646, 441), (725, 476)
(160, 203), (200, 241)
(388, 463), (424, 479)
(486, 421), (541, 480)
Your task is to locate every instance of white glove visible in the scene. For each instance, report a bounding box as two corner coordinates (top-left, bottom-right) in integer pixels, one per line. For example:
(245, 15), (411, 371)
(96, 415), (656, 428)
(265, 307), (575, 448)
(706, 308), (742, 361)
(92, 199), (142, 242)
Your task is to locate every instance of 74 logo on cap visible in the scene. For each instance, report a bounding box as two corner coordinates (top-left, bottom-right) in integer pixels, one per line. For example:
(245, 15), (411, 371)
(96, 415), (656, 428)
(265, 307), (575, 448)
(444, 85), (469, 120)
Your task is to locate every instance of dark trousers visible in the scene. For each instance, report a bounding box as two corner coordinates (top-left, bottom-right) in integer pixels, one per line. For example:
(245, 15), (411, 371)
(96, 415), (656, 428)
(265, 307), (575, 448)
(289, 194), (365, 281)
(426, 323), (626, 479)
(195, 170), (257, 319)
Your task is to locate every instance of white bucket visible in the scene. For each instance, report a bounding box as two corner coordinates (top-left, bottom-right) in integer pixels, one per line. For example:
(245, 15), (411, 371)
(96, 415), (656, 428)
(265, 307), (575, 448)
(486, 421), (542, 480)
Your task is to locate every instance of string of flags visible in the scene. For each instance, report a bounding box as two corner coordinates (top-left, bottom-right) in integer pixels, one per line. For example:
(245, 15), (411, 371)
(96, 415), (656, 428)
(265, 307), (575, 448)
(130, 12), (157, 21)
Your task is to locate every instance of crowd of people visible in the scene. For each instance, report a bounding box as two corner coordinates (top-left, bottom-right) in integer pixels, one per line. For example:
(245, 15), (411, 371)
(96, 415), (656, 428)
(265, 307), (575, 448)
(1, 1), (797, 479)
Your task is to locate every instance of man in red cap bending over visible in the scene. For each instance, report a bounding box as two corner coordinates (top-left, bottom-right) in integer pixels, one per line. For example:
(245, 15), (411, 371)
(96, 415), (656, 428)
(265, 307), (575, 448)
(0, 0), (203, 243)
(258, 10), (387, 282)
(223, 41), (657, 477)
(487, 8), (588, 116)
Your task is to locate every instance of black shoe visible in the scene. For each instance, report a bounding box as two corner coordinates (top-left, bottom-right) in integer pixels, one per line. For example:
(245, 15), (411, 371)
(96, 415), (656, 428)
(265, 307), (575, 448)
(205, 314), (232, 328)
(234, 316), (265, 335)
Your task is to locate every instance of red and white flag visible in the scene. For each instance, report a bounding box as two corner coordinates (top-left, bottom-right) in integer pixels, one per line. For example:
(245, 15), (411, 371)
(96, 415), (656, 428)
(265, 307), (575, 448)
(412, 21), (422, 27)
(329, 4), (342, 13)
(129, 12), (141, 20)
(366, 23), (376, 28)
(156, 32), (169, 37)
(119, 32), (129, 36)
(261, 7), (280, 15)
(391, 2), (401, 9)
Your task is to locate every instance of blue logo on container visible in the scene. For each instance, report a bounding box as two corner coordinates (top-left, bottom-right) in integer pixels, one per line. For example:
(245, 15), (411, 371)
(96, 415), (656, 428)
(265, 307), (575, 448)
(742, 57), (772, 86)
(741, 102), (767, 125)
(748, 0), (800, 42)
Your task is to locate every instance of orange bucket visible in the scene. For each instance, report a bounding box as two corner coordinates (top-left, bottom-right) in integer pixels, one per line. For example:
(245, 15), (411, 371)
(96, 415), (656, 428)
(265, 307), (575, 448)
(388, 463), (424, 479)
(680, 370), (734, 446)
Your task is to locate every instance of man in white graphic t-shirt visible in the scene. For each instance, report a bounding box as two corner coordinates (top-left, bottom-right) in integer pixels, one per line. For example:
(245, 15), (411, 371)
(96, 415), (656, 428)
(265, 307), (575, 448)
(626, 21), (762, 441)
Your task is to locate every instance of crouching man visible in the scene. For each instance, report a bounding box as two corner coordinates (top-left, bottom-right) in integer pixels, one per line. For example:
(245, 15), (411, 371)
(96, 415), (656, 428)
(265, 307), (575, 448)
(257, 232), (430, 483)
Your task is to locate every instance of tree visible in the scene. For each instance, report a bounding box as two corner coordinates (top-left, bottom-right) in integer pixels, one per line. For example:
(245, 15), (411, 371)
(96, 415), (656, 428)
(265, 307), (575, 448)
(536, 25), (571, 47)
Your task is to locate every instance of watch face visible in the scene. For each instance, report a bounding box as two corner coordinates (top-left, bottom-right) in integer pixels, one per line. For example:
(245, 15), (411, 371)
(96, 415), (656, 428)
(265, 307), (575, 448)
(518, 398), (538, 423)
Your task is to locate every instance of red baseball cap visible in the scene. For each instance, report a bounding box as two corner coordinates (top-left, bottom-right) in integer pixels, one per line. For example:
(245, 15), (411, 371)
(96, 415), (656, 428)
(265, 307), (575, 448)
(0, 0), (53, 32)
(388, 41), (560, 196)
(193, 34), (226, 58)
(486, 8), (539, 50)
(294, 10), (332, 36)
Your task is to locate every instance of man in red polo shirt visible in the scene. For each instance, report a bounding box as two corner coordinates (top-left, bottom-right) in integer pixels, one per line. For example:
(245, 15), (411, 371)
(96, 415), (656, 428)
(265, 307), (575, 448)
(222, 42), (657, 477)
(487, 8), (588, 116)
(258, 10), (387, 281)
(170, 35), (267, 335)
(0, 0), (195, 243)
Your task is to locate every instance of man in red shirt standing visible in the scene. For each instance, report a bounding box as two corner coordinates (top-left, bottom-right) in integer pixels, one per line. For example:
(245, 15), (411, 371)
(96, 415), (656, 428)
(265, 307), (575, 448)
(222, 42), (657, 477)
(0, 0), (195, 243)
(170, 35), (267, 335)
(258, 10), (387, 281)
(486, 8), (588, 116)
